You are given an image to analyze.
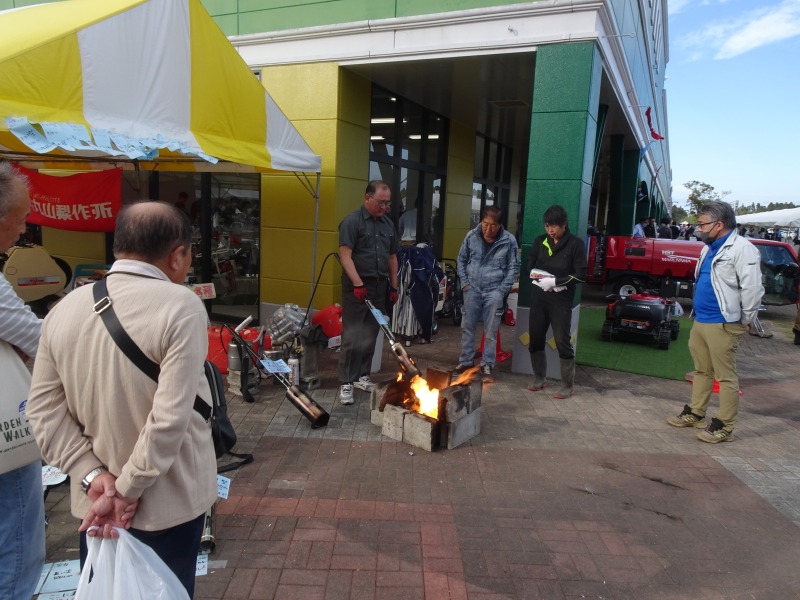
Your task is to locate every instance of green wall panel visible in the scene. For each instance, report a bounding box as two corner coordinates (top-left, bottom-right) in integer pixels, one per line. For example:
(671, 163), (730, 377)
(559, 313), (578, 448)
(528, 112), (591, 182)
(235, 0), (397, 34)
(532, 42), (598, 120)
(201, 0), (238, 15)
(397, 0), (533, 18)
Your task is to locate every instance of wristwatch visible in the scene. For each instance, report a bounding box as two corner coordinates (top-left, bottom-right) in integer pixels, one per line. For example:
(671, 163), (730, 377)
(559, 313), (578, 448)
(80, 466), (109, 494)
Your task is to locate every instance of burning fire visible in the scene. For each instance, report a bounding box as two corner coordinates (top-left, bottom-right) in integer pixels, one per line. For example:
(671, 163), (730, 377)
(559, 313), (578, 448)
(410, 375), (439, 419)
(395, 372), (441, 419)
(450, 365), (481, 387)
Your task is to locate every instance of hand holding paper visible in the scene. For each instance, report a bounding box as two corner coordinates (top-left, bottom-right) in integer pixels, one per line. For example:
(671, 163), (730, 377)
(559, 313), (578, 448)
(535, 276), (557, 291)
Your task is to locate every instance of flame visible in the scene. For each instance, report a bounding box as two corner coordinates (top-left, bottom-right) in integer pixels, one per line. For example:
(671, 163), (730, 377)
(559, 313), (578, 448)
(450, 365), (481, 387)
(409, 375), (439, 419)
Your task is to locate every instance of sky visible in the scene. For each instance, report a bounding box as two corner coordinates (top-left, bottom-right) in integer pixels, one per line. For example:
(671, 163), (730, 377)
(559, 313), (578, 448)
(666, 0), (800, 211)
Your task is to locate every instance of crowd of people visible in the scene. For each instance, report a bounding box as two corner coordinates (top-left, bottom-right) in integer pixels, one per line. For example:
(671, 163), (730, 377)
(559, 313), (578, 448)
(1, 161), (795, 597)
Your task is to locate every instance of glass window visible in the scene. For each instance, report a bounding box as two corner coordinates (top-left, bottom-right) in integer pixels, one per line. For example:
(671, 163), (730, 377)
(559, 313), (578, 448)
(370, 85), (448, 257)
(370, 90), (397, 157)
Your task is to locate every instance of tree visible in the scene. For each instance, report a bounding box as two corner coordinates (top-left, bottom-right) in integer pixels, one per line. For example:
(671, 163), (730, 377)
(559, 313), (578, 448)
(683, 180), (731, 217)
(736, 201), (797, 216)
(671, 204), (688, 223)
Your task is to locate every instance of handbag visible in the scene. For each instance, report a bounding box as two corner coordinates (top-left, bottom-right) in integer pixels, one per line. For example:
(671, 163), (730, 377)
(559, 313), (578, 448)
(75, 527), (189, 600)
(0, 340), (41, 475)
(92, 278), (253, 472)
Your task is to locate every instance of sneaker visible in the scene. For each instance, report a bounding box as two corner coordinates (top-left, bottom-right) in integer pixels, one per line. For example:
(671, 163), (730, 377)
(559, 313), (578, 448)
(353, 375), (375, 392)
(480, 365), (494, 383)
(696, 417), (733, 443)
(452, 363), (472, 377)
(666, 404), (706, 428)
(338, 383), (354, 405)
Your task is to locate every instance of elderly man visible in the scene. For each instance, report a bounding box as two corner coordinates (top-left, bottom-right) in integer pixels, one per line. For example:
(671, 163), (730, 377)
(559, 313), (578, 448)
(453, 206), (520, 382)
(28, 201), (216, 597)
(0, 161), (45, 599)
(667, 201), (764, 443)
(337, 180), (400, 404)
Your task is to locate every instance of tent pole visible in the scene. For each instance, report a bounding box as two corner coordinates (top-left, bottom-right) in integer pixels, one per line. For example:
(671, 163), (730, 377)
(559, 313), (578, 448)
(308, 172), (321, 318)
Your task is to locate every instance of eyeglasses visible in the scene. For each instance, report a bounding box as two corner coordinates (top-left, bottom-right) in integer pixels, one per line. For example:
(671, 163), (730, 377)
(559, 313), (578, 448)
(695, 220), (719, 229)
(368, 196), (391, 207)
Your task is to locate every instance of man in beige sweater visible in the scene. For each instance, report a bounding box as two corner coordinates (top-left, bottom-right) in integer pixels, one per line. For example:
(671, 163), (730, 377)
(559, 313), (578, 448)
(28, 201), (216, 597)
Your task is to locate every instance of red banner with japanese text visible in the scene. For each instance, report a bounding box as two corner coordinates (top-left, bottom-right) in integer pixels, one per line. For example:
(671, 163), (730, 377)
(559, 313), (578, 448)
(14, 164), (122, 232)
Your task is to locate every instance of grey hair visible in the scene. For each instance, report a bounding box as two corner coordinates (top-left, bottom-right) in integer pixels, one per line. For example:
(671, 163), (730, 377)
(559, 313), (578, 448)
(698, 200), (736, 230)
(0, 161), (29, 220)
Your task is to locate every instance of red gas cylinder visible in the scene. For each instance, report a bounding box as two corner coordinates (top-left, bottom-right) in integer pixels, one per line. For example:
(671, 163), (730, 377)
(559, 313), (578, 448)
(207, 326), (263, 374)
(312, 304), (343, 338)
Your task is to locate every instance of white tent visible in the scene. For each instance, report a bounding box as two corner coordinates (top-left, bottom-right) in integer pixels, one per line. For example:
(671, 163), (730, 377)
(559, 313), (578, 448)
(736, 208), (800, 229)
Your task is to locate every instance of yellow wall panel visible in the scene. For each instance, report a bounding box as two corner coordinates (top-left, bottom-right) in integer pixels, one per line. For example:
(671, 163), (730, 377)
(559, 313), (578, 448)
(261, 174), (338, 232)
(261, 63), (340, 121)
(335, 120), (370, 181)
(288, 119), (338, 177)
(339, 69), (371, 127)
(443, 227), (467, 261)
(261, 278), (341, 307)
(261, 228), (341, 287)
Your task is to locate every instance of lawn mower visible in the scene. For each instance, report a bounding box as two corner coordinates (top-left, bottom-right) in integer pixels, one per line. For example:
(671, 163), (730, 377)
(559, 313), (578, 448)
(601, 292), (681, 350)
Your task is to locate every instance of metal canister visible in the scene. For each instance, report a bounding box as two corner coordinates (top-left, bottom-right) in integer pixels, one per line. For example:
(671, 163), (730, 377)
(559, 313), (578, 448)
(227, 339), (242, 372)
(288, 355), (300, 386)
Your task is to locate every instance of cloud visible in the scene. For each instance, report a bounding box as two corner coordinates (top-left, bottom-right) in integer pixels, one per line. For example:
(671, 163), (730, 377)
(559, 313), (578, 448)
(677, 0), (800, 60)
(715, 0), (800, 58)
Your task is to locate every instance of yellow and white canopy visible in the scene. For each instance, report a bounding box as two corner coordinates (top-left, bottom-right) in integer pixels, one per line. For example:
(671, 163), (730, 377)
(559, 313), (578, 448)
(0, 0), (320, 173)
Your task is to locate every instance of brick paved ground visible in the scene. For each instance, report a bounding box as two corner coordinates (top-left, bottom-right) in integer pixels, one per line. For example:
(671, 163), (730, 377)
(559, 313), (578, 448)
(42, 292), (800, 599)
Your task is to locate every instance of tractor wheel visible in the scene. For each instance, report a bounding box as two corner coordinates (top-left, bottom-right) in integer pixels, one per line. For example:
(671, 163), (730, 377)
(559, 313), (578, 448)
(614, 277), (645, 298)
(601, 318), (614, 341)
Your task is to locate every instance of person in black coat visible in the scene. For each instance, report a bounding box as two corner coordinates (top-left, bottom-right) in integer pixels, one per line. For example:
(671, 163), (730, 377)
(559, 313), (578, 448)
(526, 205), (587, 398)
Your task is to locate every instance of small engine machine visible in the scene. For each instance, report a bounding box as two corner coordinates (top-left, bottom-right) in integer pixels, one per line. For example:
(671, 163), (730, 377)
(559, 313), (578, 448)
(601, 292), (681, 350)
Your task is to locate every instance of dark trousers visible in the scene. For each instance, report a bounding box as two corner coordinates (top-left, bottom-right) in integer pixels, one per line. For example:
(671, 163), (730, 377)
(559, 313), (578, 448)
(80, 512), (205, 598)
(338, 276), (387, 383)
(528, 291), (575, 359)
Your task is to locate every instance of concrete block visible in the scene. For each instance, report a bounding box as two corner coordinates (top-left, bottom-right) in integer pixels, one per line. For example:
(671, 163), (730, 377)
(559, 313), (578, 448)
(402, 411), (438, 452)
(440, 379), (482, 422)
(370, 409), (384, 427)
(425, 366), (452, 392)
(372, 379), (412, 411)
(443, 407), (481, 449)
(381, 404), (408, 441)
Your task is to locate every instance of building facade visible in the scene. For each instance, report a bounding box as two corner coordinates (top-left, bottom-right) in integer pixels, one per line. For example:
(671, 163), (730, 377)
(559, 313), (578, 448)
(2, 0), (670, 373)
(214, 0), (671, 372)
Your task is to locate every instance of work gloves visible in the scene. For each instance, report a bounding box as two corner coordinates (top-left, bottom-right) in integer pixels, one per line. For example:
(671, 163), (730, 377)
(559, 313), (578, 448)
(389, 287), (398, 304)
(353, 285), (368, 301)
(534, 276), (557, 291)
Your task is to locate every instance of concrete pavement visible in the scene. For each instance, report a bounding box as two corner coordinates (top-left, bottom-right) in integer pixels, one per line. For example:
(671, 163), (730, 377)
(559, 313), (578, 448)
(42, 298), (800, 599)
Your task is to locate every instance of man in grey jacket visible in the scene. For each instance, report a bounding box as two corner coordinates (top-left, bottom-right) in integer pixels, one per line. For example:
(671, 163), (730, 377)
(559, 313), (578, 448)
(667, 201), (764, 443)
(454, 206), (520, 382)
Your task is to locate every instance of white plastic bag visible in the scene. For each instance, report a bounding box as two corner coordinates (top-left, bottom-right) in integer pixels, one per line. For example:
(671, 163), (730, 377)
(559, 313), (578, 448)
(76, 528), (189, 600)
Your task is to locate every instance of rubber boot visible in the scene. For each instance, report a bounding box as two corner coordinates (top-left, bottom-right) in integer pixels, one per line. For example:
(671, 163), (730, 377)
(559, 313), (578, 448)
(527, 351), (547, 391)
(553, 358), (575, 399)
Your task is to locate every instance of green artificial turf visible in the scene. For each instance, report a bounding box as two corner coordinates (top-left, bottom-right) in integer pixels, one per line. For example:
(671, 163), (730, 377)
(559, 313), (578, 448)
(575, 306), (694, 381)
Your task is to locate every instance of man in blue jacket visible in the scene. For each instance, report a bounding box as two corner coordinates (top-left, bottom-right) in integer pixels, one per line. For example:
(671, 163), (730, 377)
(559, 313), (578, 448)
(667, 200), (764, 443)
(454, 206), (520, 382)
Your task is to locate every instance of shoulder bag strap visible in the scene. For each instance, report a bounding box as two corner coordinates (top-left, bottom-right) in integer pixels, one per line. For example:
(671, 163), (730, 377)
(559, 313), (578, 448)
(92, 277), (212, 421)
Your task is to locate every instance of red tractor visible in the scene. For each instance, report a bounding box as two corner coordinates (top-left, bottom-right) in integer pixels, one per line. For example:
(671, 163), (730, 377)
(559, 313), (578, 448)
(586, 235), (800, 307)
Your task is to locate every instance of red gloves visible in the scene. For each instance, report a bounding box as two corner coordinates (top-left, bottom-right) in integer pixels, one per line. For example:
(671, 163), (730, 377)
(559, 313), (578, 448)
(389, 287), (398, 304)
(353, 285), (368, 302)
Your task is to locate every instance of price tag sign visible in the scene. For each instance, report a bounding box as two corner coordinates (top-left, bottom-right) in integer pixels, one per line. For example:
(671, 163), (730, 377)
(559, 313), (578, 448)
(260, 359), (291, 373)
(196, 553), (208, 576)
(217, 475), (231, 499)
(370, 308), (388, 326)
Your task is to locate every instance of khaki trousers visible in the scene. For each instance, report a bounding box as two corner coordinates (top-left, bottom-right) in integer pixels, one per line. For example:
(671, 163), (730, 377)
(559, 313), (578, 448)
(688, 321), (747, 431)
